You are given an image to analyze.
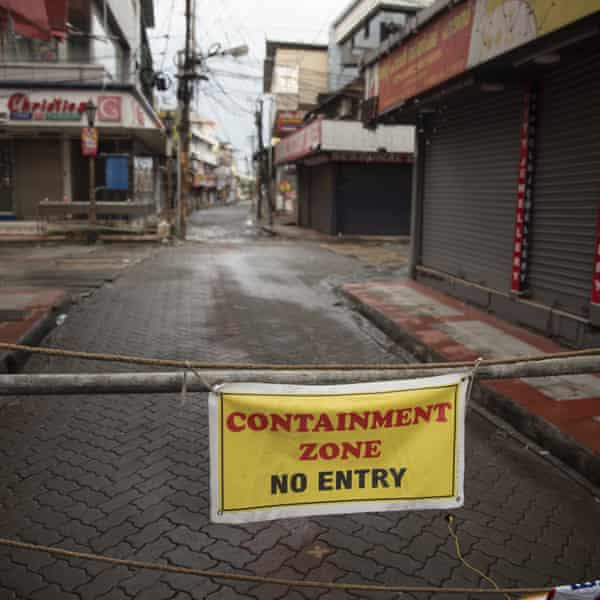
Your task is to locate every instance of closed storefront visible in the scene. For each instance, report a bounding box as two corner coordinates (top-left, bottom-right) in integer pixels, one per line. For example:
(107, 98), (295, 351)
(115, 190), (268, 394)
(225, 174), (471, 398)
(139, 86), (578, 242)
(337, 162), (412, 235)
(528, 49), (600, 318)
(14, 139), (62, 219)
(421, 90), (522, 290)
(275, 119), (414, 236)
(308, 162), (336, 234)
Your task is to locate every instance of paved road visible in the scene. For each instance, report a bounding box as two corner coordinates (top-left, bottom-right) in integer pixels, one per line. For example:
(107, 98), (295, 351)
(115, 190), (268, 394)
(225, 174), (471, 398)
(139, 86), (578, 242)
(1, 202), (599, 599)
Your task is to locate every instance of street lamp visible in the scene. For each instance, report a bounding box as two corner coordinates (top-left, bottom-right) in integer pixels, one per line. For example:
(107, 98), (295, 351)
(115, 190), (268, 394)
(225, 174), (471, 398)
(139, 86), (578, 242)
(85, 99), (98, 229)
(85, 99), (97, 127)
(206, 43), (249, 59)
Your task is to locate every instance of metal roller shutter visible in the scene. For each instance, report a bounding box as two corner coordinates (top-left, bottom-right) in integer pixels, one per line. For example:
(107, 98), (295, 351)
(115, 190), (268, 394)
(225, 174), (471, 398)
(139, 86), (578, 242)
(338, 163), (412, 235)
(309, 163), (335, 234)
(528, 51), (600, 317)
(421, 89), (522, 290)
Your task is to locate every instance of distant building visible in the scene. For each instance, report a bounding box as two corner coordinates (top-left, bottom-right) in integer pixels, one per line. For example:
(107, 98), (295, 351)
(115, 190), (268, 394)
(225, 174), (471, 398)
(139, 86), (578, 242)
(328, 0), (433, 93)
(0, 0), (164, 223)
(215, 142), (237, 204)
(263, 41), (329, 215)
(190, 114), (218, 207)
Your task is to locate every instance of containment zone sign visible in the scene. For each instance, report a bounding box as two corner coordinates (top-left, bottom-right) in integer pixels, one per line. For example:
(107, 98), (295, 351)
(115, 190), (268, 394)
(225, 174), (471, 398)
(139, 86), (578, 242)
(208, 374), (469, 523)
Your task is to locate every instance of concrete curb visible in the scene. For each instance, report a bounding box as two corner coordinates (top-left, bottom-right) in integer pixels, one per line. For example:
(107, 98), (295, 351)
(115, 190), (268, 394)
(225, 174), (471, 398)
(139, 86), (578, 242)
(341, 287), (600, 488)
(0, 295), (72, 374)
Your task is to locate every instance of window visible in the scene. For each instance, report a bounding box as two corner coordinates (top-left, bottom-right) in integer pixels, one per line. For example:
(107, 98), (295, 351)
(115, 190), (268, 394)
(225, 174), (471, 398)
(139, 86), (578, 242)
(364, 18), (370, 39)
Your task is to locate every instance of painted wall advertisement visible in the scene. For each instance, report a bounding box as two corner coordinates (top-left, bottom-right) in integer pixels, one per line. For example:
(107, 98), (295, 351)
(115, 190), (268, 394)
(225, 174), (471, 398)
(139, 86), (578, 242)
(375, 0), (600, 114)
(209, 374), (468, 523)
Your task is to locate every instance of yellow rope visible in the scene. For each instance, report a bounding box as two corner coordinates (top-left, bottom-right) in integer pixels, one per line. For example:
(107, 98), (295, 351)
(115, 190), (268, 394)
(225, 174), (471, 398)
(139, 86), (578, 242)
(0, 537), (552, 595)
(446, 515), (511, 600)
(1, 341), (600, 371)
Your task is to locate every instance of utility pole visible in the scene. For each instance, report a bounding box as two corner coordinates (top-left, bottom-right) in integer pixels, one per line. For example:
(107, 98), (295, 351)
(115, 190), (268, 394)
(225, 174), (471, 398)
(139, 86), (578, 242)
(177, 0), (194, 239)
(255, 100), (264, 222)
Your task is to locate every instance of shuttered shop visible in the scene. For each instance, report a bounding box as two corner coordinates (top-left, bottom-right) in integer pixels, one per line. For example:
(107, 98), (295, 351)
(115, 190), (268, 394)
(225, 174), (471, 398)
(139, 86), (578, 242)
(527, 51), (600, 318)
(337, 163), (412, 235)
(421, 90), (522, 290)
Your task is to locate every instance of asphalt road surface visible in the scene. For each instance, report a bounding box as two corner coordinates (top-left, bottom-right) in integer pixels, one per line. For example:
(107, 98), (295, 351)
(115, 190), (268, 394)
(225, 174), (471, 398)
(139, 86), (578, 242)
(1, 202), (599, 599)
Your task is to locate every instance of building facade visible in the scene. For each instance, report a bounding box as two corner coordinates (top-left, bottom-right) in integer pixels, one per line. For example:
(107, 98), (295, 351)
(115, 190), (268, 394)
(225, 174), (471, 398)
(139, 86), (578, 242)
(328, 0), (432, 93)
(363, 0), (600, 347)
(275, 119), (413, 235)
(0, 0), (163, 223)
(190, 113), (218, 208)
(264, 41), (329, 216)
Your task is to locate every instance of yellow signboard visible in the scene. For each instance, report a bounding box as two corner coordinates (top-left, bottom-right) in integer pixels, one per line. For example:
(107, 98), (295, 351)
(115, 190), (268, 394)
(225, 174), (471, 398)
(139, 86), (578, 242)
(209, 374), (469, 523)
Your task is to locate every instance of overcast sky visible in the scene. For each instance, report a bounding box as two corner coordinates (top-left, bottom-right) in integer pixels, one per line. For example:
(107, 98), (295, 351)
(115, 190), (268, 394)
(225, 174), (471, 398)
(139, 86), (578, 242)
(149, 0), (349, 173)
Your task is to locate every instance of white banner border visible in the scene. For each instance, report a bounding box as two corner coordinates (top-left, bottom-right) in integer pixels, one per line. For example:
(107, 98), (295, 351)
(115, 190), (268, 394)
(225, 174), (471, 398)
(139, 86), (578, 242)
(209, 373), (470, 524)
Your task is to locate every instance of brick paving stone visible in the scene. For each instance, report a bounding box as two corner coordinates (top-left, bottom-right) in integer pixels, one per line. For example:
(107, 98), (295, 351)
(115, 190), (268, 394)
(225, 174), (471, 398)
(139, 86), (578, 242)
(318, 528), (373, 556)
(247, 582), (290, 600)
(279, 521), (325, 551)
(90, 521), (138, 553)
(128, 519), (174, 549)
(134, 538), (177, 562)
(135, 581), (176, 600)
(165, 509), (209, 532)
(165, 526), (212, 552)
(163, 546), (217, 570)
(75, 565), (132, 597)
(245, 545), (296, 576)
(366, 545), (421, 573)
(205, 540), (255, 569)
(206, 585), (255, 599)
(41, 558), (91, 591)
(120, 570), (163, 596)
(329, 549), (383, 580)
(97, 588), (130, 600)
(30, 584), (79, 600)
(203, 524), (251, 546)
(0, 564), (46, 597)
(241, 523), (288, 554)
(160, 574), (220, 600)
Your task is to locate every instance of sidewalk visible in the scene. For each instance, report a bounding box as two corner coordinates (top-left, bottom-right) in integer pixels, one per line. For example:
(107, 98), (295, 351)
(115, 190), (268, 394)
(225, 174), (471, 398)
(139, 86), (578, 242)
(342, 280), (600, 485)
(0, 287), (70, 372)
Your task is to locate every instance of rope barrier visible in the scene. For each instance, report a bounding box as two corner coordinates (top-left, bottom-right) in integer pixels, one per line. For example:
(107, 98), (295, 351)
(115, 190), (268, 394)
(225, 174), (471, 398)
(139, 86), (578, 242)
(0, 537), (552, 595)
(2, 341), (600, 371)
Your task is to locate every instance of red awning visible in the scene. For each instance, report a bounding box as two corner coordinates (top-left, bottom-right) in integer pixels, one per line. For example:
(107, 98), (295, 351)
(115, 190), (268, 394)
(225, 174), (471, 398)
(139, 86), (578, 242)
(0, 0), (67, 40)
(45, 0), (67, 39)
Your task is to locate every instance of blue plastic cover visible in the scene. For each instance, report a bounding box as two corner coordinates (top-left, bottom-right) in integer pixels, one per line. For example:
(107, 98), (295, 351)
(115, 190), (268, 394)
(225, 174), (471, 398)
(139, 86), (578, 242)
(105, 156), (129, 190)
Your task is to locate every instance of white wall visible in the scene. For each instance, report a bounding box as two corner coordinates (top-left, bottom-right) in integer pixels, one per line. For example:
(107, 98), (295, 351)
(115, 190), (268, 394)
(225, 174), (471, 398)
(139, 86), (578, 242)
(321, 121), (414, 153)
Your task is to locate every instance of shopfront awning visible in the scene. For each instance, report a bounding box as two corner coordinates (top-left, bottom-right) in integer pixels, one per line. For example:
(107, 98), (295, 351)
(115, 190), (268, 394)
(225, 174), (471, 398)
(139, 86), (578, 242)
(0, 0), (67, 40)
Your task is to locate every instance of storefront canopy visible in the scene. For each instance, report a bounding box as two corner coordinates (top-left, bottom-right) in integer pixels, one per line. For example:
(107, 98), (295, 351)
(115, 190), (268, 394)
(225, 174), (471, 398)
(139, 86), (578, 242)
(0, 0), (67, 40)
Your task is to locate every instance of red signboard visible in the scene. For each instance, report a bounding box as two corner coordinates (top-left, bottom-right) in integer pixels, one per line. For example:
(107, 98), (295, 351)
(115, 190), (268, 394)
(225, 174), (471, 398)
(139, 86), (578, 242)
(378, 0), (474, 114)
(8, 92), (86, 121)
(274, 110), (306, 137)
(81, 127), (98, 157)
(274, 119), (322, 165)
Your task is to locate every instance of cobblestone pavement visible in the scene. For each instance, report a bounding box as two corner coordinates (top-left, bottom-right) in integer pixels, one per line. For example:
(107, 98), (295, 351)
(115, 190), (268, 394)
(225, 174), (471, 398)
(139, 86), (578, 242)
(1, 203), (599, 599)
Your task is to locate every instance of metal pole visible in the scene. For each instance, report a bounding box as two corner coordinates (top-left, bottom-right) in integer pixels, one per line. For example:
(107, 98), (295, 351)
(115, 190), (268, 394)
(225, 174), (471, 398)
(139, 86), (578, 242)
(89, 155), (96, 227)
(177, 0), (193, 239)
(255, 100), (264, 221)
(2, 354), (600, 395)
